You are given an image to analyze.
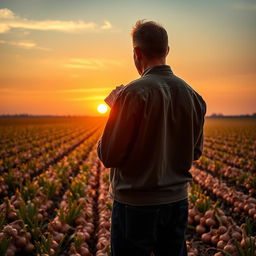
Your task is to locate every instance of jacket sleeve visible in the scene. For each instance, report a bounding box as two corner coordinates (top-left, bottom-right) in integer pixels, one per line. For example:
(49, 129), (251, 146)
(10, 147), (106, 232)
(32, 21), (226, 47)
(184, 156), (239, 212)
(194, 127), (204, 160)
(97, 89), (142, 168)
(194, 100), (207, 161)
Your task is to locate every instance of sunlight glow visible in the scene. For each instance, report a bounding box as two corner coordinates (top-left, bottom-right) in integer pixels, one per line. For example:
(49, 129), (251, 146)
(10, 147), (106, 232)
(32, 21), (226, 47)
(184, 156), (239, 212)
(97, 103), (108, 114)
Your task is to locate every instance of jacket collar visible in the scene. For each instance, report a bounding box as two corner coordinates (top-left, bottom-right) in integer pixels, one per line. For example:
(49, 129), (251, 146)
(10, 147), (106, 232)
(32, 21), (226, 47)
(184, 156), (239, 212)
(141, 64), (173, 77)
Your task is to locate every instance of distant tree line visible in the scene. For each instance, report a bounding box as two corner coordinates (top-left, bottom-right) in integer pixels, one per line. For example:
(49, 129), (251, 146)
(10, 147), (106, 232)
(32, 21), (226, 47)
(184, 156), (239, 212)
(0, 113), (255, 118)
(208, 113), (256, 118)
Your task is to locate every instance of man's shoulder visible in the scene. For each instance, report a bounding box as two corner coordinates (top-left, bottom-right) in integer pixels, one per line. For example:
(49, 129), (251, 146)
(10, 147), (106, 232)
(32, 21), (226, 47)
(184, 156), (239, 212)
(120, 77), (150, 99)
(124, 77), (149, 92)
(123, 73), (168, 96)
(114, 77), (147, 104)
(172, 75), (206, 102)
(169, 74), (207, 113)
(121, 73), (206, 112)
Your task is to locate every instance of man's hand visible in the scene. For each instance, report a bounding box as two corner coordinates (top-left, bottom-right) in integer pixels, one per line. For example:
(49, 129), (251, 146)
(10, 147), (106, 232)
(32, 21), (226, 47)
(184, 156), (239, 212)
(104, 84), (125, 108)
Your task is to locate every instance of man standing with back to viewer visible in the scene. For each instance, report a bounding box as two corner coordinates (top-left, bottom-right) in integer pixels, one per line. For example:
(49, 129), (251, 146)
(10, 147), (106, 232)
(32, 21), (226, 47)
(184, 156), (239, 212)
(97, 20), (207, 256)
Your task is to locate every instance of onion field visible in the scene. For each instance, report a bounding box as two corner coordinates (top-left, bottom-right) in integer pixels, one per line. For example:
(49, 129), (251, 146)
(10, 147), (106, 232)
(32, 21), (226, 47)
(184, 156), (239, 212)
(0, 117), (255, 256)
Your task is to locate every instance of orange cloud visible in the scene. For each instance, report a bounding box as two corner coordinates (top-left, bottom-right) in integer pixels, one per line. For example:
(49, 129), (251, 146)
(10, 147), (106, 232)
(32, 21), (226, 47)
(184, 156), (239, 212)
(64, 58), (123, 70)
(0, 87), (113, 94)
(101, 21), (112, 30)
(0, 8), (113, 33)
(0, 39), (50, 50)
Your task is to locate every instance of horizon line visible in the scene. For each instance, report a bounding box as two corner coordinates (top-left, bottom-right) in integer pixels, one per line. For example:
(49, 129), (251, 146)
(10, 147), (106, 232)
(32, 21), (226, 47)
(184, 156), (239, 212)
(0, 113), (255, 118)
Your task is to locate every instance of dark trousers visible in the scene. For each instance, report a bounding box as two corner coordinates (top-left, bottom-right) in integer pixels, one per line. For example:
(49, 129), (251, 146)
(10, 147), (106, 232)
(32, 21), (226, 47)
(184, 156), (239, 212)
(110, 197), (188, 256)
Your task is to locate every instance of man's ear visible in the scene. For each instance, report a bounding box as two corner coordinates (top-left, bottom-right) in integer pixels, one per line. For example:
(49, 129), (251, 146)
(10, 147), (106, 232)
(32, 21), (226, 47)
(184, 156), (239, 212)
(134, 46), (143, 60)
(166, 46), (170, 56)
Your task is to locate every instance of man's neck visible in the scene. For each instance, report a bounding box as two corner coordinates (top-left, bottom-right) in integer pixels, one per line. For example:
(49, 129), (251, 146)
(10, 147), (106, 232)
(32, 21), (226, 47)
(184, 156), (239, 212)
(141, 59), (166, 75)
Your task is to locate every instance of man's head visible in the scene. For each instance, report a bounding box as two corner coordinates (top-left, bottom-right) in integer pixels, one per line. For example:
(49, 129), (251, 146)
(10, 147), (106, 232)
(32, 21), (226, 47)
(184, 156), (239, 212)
(131, 20), (169, 75)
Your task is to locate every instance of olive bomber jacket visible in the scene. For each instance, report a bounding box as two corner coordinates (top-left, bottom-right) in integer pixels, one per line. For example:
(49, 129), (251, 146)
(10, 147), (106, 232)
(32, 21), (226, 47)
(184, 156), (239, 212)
(97, 64), (207, 206)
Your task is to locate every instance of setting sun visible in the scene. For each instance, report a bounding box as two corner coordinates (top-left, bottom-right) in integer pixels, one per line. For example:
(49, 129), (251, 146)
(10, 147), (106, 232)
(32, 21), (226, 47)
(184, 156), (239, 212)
(97, 104), (108, 114)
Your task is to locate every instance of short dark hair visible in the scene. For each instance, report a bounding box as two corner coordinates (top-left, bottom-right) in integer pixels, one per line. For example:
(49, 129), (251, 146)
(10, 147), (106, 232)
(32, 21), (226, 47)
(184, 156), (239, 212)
(131, 20), (169, 59)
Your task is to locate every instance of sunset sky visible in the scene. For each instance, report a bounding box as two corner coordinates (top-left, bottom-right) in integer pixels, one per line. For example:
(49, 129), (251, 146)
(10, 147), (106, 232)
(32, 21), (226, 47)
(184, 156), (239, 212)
(0, 0), (255, 116)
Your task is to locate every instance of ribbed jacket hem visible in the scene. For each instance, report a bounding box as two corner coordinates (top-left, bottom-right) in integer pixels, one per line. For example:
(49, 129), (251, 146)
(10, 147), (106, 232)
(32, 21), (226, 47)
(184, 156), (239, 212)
(109, 183), (188, 206)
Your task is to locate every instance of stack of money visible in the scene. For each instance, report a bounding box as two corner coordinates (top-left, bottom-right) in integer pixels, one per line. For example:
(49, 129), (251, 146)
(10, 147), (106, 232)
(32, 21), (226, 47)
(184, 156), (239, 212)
(104, 84), (125, 108)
